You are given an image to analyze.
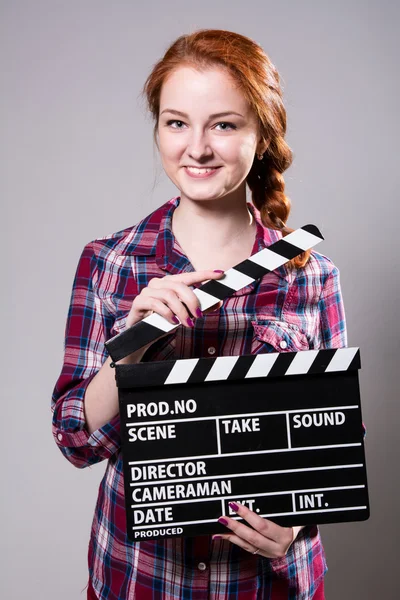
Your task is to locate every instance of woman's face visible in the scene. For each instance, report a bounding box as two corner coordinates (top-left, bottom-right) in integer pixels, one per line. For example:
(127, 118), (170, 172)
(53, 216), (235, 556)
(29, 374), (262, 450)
(158, 66), (264, 205)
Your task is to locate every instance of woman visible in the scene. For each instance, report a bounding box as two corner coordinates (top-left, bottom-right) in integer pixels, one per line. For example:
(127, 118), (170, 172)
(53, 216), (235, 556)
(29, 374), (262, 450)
(51, 29), (347, 599)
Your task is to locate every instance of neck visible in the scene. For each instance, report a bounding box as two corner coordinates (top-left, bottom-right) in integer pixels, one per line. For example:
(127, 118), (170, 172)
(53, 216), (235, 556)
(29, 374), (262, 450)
(172, 193), (255, 252)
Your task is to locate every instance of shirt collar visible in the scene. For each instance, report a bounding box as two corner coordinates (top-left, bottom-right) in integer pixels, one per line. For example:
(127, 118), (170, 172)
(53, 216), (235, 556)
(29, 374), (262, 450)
(125, 195), (289, 284)
(154, 196), (289, 285)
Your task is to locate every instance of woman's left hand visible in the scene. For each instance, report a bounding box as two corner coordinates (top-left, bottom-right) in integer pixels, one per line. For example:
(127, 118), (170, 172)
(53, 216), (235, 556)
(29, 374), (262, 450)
(213, 502), (305, 559)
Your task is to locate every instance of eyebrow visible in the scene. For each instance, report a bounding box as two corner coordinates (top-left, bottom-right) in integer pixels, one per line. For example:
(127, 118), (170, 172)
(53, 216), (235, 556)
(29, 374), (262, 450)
(160, 109), (244, 119)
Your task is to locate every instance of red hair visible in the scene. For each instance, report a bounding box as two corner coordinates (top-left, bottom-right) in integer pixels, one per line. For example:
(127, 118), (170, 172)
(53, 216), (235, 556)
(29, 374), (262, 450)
(141, 29), (310, 269)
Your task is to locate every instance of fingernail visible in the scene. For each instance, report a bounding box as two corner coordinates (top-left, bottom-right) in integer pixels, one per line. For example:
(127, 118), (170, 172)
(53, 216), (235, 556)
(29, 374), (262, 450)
(195, 307), (203, 318)
(229, 502), (239, 512)
(218, 517), (229, 526)
(213, 269), (224, 273)
(187, 317), (194, 327)
(172, 316), (180, 324)
(212, 535), (223, 540)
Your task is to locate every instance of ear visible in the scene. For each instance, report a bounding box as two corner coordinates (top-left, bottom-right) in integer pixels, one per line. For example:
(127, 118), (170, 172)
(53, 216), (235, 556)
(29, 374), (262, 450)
(257, 138), (270, 156)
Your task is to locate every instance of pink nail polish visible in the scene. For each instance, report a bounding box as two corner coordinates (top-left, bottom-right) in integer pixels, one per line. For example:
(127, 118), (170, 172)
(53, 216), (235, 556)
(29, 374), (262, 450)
(195, 307), (203, 318)
(172, 316), (180, 324)
(187, 317), (194, 327)
(213, 269), (224, 273)
(229, 502), (239, 512)
(218, 517), (229, 526)
(213, 535), (223, 540)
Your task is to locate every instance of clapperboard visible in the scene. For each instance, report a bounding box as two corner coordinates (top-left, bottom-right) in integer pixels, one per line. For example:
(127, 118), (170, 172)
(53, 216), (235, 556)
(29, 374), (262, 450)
(105, 224), (369, 541)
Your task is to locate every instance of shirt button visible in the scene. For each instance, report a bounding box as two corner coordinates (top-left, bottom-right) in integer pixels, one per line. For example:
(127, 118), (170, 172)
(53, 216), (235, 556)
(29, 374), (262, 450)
(57, 433), (63, 441)
(207, 346), (216, 355)
(279, 340), (288, 349)
(197, 562), (207, 571)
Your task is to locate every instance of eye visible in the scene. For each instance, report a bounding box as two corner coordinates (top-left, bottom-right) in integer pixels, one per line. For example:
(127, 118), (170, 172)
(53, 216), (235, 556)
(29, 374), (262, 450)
(215, 122), (237, 131)
(166, 120), (185, 129)
(166, 120), (237, 131)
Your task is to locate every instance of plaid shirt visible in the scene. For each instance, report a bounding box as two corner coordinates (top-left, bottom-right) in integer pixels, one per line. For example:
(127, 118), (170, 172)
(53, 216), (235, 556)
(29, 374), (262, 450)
(52, 195), (354, 599)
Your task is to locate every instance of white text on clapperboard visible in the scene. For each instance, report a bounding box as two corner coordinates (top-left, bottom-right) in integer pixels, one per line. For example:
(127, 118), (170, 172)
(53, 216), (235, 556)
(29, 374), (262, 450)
(124, 396), (352, 537)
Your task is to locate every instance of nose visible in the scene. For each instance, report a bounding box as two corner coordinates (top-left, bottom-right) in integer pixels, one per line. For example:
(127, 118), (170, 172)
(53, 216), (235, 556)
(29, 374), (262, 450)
(186, 130), (213, 161)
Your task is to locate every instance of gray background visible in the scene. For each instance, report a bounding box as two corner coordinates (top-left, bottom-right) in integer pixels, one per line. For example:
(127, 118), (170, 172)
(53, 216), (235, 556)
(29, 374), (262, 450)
(2, 1), (398, 598)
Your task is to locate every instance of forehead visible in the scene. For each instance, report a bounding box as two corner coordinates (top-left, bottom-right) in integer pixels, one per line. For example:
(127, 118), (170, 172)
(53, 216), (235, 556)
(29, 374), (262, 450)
(160, 66), (250, 116)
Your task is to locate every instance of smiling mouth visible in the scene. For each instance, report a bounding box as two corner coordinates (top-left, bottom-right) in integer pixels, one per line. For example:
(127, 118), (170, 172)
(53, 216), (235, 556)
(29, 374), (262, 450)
(184, 166), (221, 173)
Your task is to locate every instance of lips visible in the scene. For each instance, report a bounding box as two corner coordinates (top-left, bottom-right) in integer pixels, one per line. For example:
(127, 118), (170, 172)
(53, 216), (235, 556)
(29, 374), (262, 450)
(184, 166), (221, 179)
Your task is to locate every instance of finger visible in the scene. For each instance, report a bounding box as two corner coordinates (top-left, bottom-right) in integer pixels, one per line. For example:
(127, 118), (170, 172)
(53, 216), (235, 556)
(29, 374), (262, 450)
(218, 515), (282, 554)
(133, 295), (181, 326)
(212, 533), (260, 556)
(203, 300), (223, 314)
(213, 529), (281, 559)
(154, 280), (205, 320)
(292, 526), (305, 540)
(141, 288), (194, 327)
(227, 502), (293, 546)
(149, 278), (224, 319)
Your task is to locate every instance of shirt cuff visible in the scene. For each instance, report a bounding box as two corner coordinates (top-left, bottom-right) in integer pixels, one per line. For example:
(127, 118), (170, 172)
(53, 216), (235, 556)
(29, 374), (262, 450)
(52, 372), (121, 465)
(54, 412), (121, 457)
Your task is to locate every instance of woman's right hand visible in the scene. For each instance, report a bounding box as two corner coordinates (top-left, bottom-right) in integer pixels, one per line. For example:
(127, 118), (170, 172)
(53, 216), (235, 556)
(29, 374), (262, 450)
(125, 270), (225, 331)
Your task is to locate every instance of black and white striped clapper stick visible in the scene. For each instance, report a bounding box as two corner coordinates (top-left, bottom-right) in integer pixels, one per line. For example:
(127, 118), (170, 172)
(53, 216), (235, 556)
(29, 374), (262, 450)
(105, 224), (324, 363)
(116, 347), (361, 388)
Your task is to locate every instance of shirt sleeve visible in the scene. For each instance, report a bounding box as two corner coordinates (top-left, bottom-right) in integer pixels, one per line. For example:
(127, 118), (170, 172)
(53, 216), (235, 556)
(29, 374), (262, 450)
(51, 242), (121, 468)
(318, 265), (366, 439)
(317, 265), (347, 349)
